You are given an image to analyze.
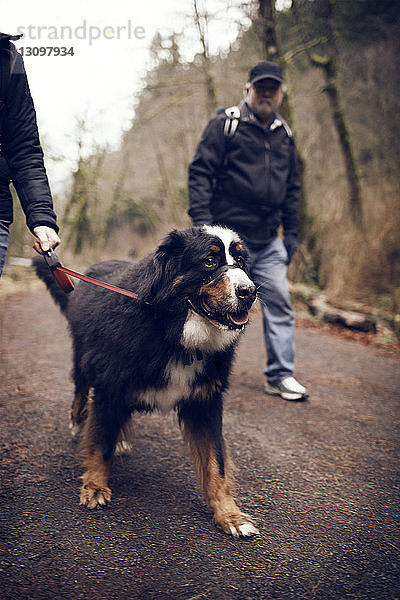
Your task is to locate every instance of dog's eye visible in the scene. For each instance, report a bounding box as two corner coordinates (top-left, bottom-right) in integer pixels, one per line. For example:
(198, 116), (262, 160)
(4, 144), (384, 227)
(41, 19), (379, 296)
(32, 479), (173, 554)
(235, 256), (245, 268)
(204, 255), (218, 269)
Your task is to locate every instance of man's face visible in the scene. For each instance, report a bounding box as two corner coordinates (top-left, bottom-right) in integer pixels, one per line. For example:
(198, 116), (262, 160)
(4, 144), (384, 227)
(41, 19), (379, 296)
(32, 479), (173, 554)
(245, 79), (284, 125)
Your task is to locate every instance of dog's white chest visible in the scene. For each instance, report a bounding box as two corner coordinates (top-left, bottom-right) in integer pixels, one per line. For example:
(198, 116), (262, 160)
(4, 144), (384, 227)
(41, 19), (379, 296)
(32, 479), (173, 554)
(181, 310), (240, 352)
(136, 358), (203, 414)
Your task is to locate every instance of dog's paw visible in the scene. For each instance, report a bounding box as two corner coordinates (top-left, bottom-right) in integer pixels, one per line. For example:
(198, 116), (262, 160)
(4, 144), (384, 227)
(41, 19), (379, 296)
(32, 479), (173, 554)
(215, 512), (260, 538)
(79, 483), (111, 509)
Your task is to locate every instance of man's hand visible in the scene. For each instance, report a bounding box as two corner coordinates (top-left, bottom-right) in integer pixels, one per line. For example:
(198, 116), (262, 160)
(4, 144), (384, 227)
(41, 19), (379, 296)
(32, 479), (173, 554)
(32, 225), (61, 254)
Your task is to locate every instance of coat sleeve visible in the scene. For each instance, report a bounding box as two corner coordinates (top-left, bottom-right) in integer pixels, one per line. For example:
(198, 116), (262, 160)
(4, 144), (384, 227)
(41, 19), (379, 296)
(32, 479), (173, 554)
(188, 117), (225, 226)
(281, 139), (301, 237)
(2, 48), (58, 233)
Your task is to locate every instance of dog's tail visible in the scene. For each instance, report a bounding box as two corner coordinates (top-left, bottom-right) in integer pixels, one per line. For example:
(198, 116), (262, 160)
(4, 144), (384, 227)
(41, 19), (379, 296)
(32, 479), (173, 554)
(33, 256), (70, 314)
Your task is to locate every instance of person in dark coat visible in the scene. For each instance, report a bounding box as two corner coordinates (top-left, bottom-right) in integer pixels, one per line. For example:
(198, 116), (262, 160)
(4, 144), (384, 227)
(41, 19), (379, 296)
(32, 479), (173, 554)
(188, 61), (307, 401)
(0, 32), (60, 275)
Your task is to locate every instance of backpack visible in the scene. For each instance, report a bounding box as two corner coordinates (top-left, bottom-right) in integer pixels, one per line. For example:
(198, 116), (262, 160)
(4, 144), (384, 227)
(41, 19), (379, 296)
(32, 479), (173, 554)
(221, 106), (240, 138)
(219, 104), (294, 140)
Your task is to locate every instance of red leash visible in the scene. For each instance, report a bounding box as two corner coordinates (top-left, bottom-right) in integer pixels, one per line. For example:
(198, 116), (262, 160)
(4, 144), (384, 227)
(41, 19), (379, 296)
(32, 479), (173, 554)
(43, 249), (138, 299)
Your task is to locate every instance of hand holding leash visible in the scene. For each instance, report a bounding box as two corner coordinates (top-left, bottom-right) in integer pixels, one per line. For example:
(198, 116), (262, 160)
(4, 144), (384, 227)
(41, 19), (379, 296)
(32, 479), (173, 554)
(33, 225), (61, 255)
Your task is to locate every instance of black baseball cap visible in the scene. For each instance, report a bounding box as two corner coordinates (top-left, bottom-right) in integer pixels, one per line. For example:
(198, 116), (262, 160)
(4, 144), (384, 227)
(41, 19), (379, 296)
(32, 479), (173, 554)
(249, 61), (283, 85)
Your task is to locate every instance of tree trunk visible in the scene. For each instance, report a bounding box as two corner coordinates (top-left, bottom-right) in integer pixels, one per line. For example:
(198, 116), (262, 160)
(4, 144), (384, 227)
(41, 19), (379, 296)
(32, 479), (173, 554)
(148, 124), (171, 216)
(193, 0), (218, 116)
(292, 0), (363, 228)
(258, 0), (279, 61)
(257, 0), (314, 254)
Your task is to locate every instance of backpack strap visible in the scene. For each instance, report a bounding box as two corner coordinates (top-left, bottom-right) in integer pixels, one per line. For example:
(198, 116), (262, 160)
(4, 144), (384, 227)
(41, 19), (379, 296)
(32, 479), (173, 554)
(223, 105), (240, 138)
(270, 115), (293, 138)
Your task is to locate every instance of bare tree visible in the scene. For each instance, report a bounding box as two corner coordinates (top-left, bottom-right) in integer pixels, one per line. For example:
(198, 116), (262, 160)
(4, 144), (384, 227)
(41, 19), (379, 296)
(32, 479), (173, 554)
(258, 0), (279, 61)
(193, 0), (218, 116)
(257, 0), (315, 275)
(258, 0), (296, 128)
(64, 118), (107, 253)
(292, 0), (363, 229)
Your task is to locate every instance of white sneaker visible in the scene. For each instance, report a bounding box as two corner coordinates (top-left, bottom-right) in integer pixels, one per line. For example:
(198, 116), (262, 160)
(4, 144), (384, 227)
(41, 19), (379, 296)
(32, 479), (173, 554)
(264, 376), (308, 401)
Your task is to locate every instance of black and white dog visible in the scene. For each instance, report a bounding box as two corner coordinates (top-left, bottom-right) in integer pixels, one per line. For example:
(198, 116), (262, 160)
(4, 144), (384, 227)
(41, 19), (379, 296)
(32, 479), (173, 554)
(35, 225), (259, 537)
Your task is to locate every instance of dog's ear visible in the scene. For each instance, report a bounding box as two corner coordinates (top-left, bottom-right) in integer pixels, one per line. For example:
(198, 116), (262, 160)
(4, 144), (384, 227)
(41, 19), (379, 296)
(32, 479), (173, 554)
(140, 230), (185, 306)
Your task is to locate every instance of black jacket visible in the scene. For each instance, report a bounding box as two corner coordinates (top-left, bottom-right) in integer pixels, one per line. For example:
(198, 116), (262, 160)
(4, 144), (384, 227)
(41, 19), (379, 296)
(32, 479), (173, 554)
(0, 33), (58, 232)
(188, 101), (300, 248)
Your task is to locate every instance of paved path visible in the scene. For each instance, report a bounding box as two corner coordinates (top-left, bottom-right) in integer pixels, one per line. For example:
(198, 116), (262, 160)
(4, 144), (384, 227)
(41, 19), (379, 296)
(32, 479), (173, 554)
(1, 291), (399, 599)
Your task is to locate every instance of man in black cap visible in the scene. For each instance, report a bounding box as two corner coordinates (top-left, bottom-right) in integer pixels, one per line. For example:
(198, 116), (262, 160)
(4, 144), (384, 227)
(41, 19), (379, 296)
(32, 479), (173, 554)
(188, 61), (307, 401)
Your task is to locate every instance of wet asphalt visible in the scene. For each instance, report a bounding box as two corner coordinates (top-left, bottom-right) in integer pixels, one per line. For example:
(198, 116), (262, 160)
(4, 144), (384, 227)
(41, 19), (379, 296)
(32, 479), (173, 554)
(0, 290), (399, 600)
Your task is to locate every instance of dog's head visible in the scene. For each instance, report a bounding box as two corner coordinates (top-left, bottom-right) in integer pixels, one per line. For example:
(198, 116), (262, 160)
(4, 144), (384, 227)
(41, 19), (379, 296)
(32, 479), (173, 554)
(141, 225), (256, 331)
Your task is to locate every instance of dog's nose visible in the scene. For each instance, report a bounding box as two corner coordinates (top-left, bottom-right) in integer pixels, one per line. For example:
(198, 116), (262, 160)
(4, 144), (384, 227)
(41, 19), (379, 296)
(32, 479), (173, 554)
(235, 284), (256, 303)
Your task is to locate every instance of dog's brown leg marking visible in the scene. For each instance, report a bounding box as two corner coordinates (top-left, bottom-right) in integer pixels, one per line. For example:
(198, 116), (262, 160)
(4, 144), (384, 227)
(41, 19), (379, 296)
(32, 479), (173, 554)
(78, 403), (112, 509)
(182, 423), (259, 537)
(79, 448), (112, 509)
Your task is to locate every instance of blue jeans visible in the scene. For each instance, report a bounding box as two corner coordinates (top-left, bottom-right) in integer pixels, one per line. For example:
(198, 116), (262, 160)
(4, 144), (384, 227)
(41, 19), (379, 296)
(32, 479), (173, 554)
(248, 237), (295, 384)
(0, 220), (10, 276)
